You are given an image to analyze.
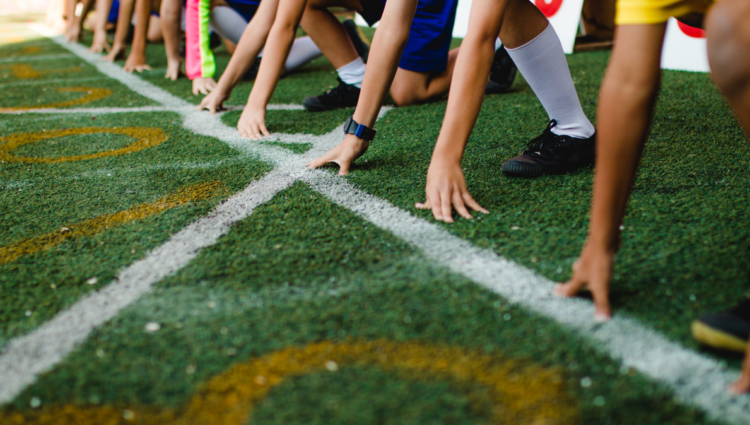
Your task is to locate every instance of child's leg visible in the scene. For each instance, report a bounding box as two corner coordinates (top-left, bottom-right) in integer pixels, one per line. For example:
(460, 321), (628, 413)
(554, 24), (666, 319)
(147, 0), (164, 43)
(501, 1), (593, 139)
(390, 49), (458, 106)
(299, 0), (363, 69)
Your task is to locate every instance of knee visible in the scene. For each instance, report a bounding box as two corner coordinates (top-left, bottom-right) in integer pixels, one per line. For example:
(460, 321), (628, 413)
(390, 81), (424, 106)
(706, 0), (750, 88)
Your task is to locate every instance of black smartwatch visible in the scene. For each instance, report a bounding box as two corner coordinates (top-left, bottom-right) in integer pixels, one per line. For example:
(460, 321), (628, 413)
(343, 116), (377, 141)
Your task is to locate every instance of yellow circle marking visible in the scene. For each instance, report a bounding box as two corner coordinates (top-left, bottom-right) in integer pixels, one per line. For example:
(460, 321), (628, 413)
(0, 127), (167, 164)
(0, 340), (578, 424)
(0, 87), (112, 112)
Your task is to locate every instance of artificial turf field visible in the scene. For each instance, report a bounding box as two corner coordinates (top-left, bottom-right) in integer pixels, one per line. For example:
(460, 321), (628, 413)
(1, 11), (750, 424)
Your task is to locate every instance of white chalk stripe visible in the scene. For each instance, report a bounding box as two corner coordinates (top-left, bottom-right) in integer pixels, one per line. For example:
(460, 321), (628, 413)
(0, 167), (298, 402)
(0, 53), (75, 63)
(301, 170), (750, 423)
(0, 76), (109, 87)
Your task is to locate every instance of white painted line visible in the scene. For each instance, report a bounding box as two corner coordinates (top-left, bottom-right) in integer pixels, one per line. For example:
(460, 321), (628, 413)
(0, 53), (75, 63)
(0, 105), (305, 114)
(0, 157), (251, 188)
(2, 22), (746, 425)
(0, 166), (298, 403)
(0, 76), (110, 88)
(303, 170), (750, 423)
(0, 106), (181, 114)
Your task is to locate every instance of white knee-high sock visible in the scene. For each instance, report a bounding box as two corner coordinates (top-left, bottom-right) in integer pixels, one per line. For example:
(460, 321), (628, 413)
(285, 36), (322, 72)
(337, 57), (366, 88)
(505, 23), (595, 139)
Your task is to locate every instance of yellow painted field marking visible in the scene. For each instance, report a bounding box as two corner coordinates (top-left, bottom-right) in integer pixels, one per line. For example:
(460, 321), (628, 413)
(22, 46), (42, 54)
(0, 340), (578, 424)
(0, 63), (82, 79)
(0, 181), (223, 266)
(0, 87), (112, 112)
(0, 126), (165, 163)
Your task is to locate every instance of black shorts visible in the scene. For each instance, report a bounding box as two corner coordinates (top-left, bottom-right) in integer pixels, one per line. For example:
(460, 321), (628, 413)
(358, 0), (386, 26)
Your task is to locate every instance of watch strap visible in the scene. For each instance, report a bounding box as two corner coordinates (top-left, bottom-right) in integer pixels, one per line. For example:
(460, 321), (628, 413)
(343, 116), (377, 141)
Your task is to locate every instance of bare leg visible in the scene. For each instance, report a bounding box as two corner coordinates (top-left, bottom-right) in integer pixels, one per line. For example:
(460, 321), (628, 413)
(390, 0), (546, 107)
(147, 13), (163, 42)
(299, 0), (362, 69)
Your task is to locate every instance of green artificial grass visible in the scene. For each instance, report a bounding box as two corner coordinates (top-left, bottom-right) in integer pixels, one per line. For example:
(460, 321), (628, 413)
(1, 15), (748, 425)
(6, 183), (718, 424)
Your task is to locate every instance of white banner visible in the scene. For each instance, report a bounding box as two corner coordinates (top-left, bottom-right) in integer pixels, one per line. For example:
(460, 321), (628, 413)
(661, 17), (709, 73)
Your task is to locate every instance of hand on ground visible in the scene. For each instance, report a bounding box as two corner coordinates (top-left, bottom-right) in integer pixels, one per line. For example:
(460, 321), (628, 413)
(65, 26), (82, 43)
(165, 59), (183, 80)
(122, 54), (151, 73)
(196, 88), (230, 114)
(88, 33), (110, 53)
(237, 105), (270, 139)
(192, 77), (217, 95)
(103, 44), (126, 62)
(554, 244), (616, 321)
(729, 343), (750, 394)
(307, 135), (369, 176)
(415, 159), (487, 223)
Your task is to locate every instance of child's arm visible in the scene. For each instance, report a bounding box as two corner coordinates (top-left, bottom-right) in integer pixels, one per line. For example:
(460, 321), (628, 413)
(197, 0), (280, 114)
(161, 0), (183, 80)
(730, 340), (750, 394)
(89, 0), (113, 52)
(306, 0), (418, 169)
(68, 0), (96, 42)
(123, 0), (153, 72)
(554, 24), (667, 320)
(104, 0), (135, 61)
(185, 0), (216, 92)
(414, 0), (508, 221)
(236, 0), (311, 139)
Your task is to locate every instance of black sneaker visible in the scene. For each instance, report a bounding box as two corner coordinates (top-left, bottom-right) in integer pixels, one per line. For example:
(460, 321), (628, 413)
(692, 298), (750, 352)
(501, 120), (596, 177)
(485, 46), (517, 94)
(303, 77), (361, 112)
(342, 19), (370, 63)
(242, 57), (262, 81)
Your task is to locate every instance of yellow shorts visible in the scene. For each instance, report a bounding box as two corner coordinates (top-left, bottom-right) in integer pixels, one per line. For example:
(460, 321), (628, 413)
(616, 0), (714, 24)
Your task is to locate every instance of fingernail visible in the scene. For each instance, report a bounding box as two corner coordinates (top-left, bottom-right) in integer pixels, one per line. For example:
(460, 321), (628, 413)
(552, 284), (564, 296)
(594, 313), (610, 323)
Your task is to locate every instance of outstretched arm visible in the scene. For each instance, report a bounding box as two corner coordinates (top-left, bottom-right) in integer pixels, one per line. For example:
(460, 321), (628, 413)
(161, 0), (183, 79)
(123, 0), (153, 72)
(196, 0), (280, 113)
(554, 24), (666, 320)
(416, 0), (509, 222)
(104, 0), (135, 61)
(307, 0), (418, 172)
(238, 0), (310, 138)
(89, 0), (113, 52)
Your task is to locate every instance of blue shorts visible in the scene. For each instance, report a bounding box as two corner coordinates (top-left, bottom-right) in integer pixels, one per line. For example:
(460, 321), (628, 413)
(107, 0), (119, 23)
(227, 0), (260, 22)
(359, 0), (458, 73)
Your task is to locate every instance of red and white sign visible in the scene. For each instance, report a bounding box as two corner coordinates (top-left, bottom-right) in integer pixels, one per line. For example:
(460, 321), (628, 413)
(533, 0), (584, 54)
(359, 0), (584, 54)
(661, 17), (709, 73)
